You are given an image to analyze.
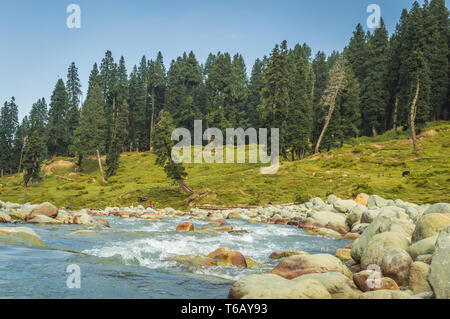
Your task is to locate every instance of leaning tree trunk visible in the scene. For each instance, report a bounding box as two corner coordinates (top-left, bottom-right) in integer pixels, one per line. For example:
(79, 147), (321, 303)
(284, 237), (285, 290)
(410, 77), (420, 153)
(17, 137), (27, 173)
(150, 86), (156, 151)
(393, 96), (399, 137)
(96, 149), (106, 183)
(315, 56), (347, 154)
(372, 126), (378, 137)
(176, 179), (194, 195)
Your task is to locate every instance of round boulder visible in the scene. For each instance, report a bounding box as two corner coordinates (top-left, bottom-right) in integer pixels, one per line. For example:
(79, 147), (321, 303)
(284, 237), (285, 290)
(271, 253), (352, 279)
(0, 212), (11, 223)
(176, 222), (194, 232)
(228, 274), (331, 299)
(217, 251), (248, 268)
(360, 232), (410, 269)
(411, 213), (450, 243)
(26, 202), (58, 220)
(381, 248), (412, 286)
(408, 261), (432, 294)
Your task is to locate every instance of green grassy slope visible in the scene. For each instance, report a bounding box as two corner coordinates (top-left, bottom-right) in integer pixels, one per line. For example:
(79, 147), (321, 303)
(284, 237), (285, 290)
(1, 122), (449, 210)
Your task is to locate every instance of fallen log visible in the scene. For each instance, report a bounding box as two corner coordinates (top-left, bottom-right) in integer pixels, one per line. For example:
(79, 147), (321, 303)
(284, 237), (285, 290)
(56, 175), (77, 182)
(196, 203), (295, 211)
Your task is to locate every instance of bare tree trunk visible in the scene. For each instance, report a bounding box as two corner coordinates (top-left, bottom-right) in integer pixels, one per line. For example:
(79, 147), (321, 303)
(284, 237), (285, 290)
(315, 101), (337, 154)
(372, 126), (378, 137)
(150, 87), (155, 151)
(176, 179), (194, 195)
(17, 137), (26, 173)
(76, 154), (83, 172)
(393, 96), (399, 137)
(96, 149), (106, 183)
(314, 56), (347, 154)
(1, 169), (3, 177)
(410, 77), (420, 153)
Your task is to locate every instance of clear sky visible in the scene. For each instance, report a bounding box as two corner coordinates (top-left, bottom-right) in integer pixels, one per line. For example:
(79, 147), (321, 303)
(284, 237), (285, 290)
(0, 0), (445, 119)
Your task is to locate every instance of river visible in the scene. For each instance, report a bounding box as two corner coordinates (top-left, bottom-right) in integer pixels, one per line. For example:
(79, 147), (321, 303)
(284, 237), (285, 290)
(0, 216), (352, 298)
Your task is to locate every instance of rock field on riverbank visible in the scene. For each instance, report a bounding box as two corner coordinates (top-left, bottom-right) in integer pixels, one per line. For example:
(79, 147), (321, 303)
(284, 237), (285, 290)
(0, 194), (449, 299)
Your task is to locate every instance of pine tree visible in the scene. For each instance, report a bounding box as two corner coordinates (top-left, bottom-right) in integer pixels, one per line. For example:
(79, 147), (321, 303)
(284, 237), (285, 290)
(16, 116), (31, 173)
(73, 83), (106, 176)
(106, 98), (129, 177)
(206, 52), (233, 132)
(287, 48), (313, 159)
(230, 54), (248, 127)
(247, 59), (265, 127)
(345, 23), (368, 84)
(47, 79), (69, 156)
(87, 63), (101, 97)
(0, 98), (19, 174)
(66, 62), (82, 154)
(361, 18), (390, 136)
(337, 64), (361, 143)
(425, 0), (449, 120)
(148, 52), (166, 149)
(312, 51), (329, 147)
(260, 41), (290, 157)
(397, 2), (432, 130)
(152, 110), (193, 195)
(22, 131), (45, 187)
(29, 98), (48, 135)
(100, 51), (118, 152)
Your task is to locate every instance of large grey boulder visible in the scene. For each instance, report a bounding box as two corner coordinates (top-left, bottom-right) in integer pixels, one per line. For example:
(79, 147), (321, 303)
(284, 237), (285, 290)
(360, 232), (410, 269)
(407, 234), (438, 260)
(411, 213), (450, 243)
(361, 209), (380, 224)
(28, 215), (62, 225)
(26, 202), (58, 220)
(408, 261), (432, 294)
(423, 203), (450, 215)
(345, 204), (367, 227)
(428, 226), (450, 299)
(308, 210), (347, 228)
(367, 195), (388, 209)
(333, 199), (357, 214)
(228, 274), (331, 299)
(351, 214), (412, 263)
(0, 226), (45, 247)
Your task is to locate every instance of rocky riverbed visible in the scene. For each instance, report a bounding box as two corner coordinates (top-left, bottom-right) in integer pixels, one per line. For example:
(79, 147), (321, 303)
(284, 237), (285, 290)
(0, 194), (449, 299)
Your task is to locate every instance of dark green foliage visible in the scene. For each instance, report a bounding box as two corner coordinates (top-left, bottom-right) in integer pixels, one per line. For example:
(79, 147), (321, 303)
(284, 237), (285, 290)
(73, 83), (106, 170)
(247, 59), (265, 127)
(361, 19), (390, 136)
(106, 98), (129, 177)
(47, 79), (69, 157)
(152, 110), (188, 182)
(3, 0), (449, 183)
(23, 131), (45, 187)
(260, 41), (291, 156)
(0, 97), (19, 174)
(66, 62), (82, 153)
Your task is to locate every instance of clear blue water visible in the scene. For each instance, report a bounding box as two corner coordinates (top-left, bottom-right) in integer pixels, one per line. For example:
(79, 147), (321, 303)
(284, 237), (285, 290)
(0, 217), (352, 298)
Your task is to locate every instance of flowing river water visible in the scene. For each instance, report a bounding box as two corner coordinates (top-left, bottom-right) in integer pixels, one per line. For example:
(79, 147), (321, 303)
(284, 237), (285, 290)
(0, 216), (352, 298)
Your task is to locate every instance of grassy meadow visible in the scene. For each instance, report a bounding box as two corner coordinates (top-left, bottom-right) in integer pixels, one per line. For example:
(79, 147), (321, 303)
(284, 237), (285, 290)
(0, 121), (449, 210)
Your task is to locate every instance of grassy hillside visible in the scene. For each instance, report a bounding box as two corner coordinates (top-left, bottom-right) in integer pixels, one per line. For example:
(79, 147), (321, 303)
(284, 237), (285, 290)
(0, 121), (449, 210)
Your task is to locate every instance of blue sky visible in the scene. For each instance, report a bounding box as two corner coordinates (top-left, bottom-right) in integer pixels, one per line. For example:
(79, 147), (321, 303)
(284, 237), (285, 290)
(0, 0), (445, 119)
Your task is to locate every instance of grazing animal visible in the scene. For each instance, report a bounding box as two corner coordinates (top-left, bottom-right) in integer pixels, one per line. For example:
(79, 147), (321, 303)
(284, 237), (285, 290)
(402, 171), (411, 177)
